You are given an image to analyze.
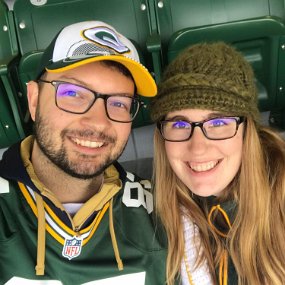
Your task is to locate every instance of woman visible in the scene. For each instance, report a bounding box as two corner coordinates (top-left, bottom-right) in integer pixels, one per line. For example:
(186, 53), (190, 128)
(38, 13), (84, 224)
(151, 42), (285, 285)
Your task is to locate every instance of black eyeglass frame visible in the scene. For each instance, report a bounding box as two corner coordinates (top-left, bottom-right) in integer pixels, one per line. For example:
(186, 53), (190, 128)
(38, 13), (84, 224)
(37, 79), (144, 123)
(157, 116), (246, 142)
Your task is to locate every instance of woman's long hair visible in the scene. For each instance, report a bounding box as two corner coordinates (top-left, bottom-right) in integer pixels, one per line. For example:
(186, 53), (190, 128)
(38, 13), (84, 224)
(153, 128), (217, 284)
(153, 118), (285, 285)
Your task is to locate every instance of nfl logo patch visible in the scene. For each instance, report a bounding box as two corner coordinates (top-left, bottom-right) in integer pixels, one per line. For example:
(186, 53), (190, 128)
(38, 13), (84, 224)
(62, 236), (83, 260)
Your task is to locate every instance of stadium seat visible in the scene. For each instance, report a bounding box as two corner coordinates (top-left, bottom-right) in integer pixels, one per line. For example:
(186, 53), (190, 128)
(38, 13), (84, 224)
(0, 0), (27, 147)
(0, 80), (23, 148)
(154, 0), (282, 52)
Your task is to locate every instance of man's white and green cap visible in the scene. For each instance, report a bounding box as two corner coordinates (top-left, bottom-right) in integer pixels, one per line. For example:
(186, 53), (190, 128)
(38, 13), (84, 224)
(37, 21), (157, 97)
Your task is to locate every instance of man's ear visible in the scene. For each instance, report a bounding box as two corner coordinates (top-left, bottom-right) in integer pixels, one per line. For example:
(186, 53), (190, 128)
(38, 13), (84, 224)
(27, 81), (39, 122)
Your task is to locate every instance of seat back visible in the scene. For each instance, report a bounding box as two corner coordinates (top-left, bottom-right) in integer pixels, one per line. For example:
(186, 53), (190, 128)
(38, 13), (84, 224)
(155, 0), (283, 51)
(0, 0), (18, 65)
(0, 0), (26, 147)
(0, 79), (23, 148)
(13, 0), (151, 61)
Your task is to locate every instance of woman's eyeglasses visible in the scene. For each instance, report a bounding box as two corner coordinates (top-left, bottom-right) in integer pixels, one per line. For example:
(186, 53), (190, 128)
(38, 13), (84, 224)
(158, 116), (245, 141)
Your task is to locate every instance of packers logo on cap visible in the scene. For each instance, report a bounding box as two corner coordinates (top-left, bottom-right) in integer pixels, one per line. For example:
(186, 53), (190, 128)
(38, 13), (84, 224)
(82, 26), (130, 55)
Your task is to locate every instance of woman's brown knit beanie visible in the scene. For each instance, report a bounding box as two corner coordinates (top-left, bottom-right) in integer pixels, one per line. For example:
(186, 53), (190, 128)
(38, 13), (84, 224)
(151, 42), (259, 122)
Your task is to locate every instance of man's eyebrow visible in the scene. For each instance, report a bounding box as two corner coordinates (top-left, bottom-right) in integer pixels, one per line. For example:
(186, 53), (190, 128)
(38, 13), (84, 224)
(53, 76), (87, 87)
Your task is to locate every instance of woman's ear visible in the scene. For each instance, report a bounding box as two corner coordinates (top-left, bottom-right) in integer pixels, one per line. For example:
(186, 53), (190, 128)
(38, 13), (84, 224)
(27, 81), (39, 122)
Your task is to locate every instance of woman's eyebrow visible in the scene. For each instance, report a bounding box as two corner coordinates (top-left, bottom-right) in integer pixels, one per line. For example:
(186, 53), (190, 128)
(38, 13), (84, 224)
(207, 112), (227, 118)
(166, 112), (227, 121)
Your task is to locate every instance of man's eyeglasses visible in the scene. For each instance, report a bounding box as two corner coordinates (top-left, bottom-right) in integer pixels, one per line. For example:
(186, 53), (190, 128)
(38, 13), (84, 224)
(157, 116), (245, 142)
(37, 79), (144, 123)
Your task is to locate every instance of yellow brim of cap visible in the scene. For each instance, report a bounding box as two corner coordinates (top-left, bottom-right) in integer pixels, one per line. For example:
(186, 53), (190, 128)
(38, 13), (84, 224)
(46, 55), (157, 97)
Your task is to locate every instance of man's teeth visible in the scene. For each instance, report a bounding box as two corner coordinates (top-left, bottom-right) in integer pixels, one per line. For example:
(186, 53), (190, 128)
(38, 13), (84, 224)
(74, 138), (104, 148)
(189, 161), (218, 172)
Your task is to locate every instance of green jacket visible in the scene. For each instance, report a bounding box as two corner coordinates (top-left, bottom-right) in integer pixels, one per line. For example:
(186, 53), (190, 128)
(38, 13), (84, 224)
(0, 139), (168, 285)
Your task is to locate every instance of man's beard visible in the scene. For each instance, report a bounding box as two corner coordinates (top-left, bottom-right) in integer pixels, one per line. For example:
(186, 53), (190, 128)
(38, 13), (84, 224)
(33, 111), (127, 179)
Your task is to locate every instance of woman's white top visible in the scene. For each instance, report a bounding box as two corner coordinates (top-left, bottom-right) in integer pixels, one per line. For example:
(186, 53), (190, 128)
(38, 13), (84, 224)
(181, 214), (213, 285)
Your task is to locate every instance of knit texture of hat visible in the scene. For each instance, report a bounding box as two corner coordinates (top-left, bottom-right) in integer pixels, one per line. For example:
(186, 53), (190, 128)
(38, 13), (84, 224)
(151, 42), (259, 122)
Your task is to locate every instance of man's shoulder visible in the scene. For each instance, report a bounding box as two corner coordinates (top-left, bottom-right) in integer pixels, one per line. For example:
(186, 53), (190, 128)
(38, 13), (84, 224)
(0, 177), (23, 242)
(0, 141), (23, 178)
(0, 176), (10, 194)
(0, 139), (33, 189)
(0, 177), (22, 205)
(112, 166), (167, 252)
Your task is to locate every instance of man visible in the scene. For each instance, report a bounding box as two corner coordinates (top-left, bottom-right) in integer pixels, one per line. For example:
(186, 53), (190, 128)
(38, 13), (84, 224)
(0, 21), (166, 284)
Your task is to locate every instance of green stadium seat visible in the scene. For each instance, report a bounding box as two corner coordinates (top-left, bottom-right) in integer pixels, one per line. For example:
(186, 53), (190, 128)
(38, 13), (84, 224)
(0, 79), (23, 148)
(0, 0), (27, 147)
(12, 0), (162, 128)
(154, 0), (282, 54)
